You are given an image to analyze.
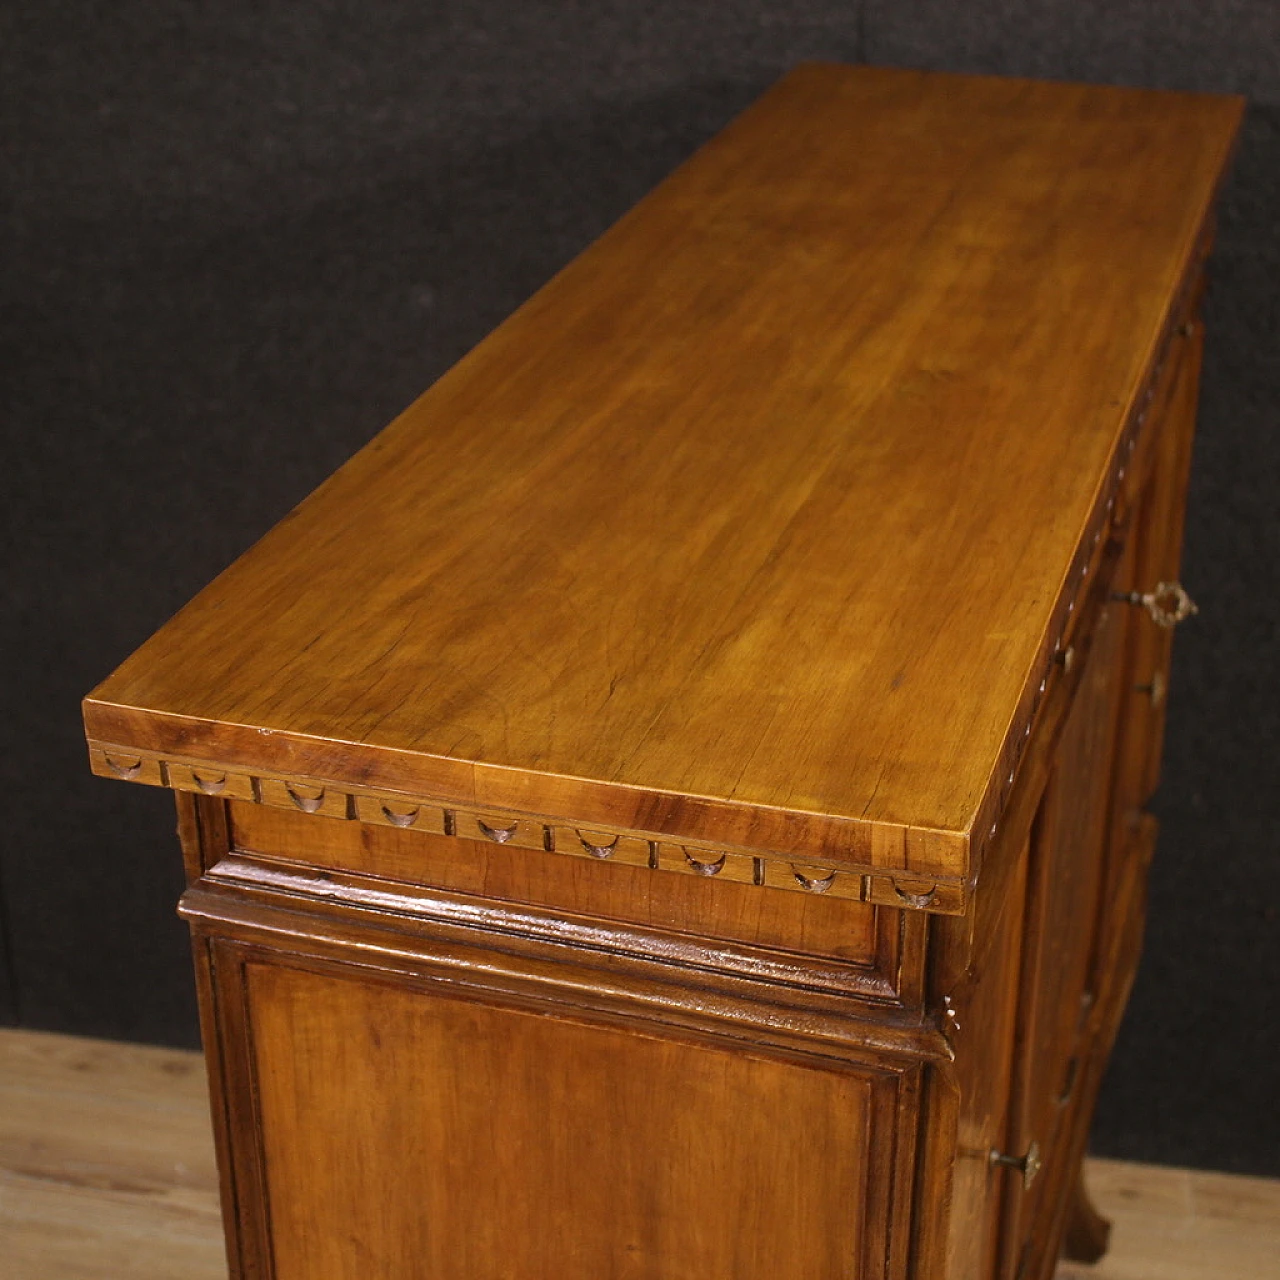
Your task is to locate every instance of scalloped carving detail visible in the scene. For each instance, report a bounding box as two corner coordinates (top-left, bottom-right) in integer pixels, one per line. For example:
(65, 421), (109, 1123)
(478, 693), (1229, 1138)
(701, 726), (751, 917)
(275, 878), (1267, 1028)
(381, 804), (421, 828)
(793, 867), (837, 894)
(285, 784), (325, 814)
(576, 831), (619, 860)
(894, 884), (938, 910)
(476, 818), (519, 844)
(85, 742), (969, 913)
(104, 754), (144, 780)
(683, 848), (726, 877)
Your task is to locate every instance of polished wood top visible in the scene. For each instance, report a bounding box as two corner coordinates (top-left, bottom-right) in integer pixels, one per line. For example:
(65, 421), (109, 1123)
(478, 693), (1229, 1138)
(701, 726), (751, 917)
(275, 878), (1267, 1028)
(84, 65), (1242, 883)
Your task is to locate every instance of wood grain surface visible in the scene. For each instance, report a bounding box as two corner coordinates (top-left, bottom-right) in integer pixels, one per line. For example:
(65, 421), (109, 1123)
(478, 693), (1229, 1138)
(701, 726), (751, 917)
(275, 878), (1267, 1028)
(248, 963), (886, 1279)
(82, 65), (1243, 882)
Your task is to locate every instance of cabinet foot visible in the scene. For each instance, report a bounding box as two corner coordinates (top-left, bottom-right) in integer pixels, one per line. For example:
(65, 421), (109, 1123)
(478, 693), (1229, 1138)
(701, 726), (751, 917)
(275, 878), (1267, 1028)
(1061, 1170), (1112, 1263)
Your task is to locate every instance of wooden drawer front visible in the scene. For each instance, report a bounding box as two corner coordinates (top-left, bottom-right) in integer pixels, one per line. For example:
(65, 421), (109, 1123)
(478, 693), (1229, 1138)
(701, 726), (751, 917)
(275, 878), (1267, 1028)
(225, 801), (903, 989)
(213, 951), (912, 1280)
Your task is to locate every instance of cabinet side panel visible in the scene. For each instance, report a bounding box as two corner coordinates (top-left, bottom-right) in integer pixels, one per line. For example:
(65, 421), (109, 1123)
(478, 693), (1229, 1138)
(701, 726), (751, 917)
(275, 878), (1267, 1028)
(944, 838), (1029, 1280)
(245, 961), (880, 1280)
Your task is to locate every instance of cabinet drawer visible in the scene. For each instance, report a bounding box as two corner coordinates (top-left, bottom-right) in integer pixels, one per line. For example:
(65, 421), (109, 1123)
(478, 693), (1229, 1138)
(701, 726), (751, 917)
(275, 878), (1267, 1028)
(222, 799), (919, 1002)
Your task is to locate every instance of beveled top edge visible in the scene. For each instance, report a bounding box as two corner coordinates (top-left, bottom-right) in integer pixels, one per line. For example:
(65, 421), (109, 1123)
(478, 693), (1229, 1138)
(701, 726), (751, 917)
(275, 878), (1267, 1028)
(82, 706), (968, 874)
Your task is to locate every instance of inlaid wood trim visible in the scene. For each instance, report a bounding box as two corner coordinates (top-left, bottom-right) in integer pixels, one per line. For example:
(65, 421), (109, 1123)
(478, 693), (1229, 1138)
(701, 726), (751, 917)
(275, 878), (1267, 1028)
(90, 742), (966, 915)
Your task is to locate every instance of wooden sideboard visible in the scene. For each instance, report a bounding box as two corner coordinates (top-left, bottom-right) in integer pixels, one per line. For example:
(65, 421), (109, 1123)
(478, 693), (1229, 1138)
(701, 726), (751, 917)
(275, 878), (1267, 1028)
(84, 66), (1242, 1280)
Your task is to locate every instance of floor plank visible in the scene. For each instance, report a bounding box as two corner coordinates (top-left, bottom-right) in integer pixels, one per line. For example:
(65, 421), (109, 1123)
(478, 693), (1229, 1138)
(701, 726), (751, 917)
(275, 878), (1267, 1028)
(1, 1028), (1276, 1278)
(1061, 1158), (1280, 1280)
(0, 1029), (224, 1280)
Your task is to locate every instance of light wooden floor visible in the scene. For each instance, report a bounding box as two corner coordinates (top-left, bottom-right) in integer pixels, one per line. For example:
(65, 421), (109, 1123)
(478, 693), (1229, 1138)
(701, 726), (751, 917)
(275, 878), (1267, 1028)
(1, 1029), (1276, 1279)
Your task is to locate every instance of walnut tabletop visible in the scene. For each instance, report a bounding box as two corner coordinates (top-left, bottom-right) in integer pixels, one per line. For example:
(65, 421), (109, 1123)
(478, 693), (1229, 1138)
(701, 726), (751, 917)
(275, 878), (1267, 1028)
(83, 65), (1243, 905)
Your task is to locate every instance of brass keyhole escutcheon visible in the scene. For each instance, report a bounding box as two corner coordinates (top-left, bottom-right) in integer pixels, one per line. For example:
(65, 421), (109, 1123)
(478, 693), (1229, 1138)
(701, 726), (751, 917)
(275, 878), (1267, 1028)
(1113, 581), (1198, 629)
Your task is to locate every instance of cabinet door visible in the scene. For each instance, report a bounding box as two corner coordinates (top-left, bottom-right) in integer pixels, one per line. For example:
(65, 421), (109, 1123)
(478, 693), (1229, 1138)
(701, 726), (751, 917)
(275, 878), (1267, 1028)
(1086, 320), (1204, 1060)
(997, 541), (1138, 1280)
(194, 914), (920, 1280)
(996, 321), (1204, 1280)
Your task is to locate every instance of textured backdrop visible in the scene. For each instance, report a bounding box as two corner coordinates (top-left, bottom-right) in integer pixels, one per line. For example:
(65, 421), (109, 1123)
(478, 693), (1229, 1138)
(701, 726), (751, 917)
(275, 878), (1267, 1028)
(3, 1), (1276, 1174)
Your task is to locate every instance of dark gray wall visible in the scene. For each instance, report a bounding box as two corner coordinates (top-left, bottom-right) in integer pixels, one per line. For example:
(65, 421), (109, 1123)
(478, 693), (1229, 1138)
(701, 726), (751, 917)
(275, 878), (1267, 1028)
(3, 2), (1276, 1174)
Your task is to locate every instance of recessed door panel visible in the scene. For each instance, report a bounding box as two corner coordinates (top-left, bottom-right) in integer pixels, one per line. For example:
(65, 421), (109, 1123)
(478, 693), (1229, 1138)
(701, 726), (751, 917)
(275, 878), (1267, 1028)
(243, 961), (897, 1280)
